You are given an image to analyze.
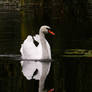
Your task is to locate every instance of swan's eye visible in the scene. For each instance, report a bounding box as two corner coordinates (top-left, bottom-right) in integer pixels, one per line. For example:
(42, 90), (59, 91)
(46, 28), (51, 30)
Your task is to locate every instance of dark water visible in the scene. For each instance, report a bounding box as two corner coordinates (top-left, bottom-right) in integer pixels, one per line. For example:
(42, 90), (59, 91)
(0, 1), (92, 92)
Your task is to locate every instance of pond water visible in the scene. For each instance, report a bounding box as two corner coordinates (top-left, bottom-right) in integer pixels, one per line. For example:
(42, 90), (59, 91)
(0, 7), (62, 92)
(0, 1), (92, 92)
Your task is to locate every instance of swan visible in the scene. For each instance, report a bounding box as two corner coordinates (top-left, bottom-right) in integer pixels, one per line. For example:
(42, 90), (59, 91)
(20, 25), (55, 92)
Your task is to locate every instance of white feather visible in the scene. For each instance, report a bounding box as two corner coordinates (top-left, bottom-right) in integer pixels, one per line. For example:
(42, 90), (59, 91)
(20, 25), (53, 92)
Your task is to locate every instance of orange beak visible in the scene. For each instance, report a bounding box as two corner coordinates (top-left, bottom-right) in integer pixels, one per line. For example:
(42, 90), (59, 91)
(48, 30), (55, 35)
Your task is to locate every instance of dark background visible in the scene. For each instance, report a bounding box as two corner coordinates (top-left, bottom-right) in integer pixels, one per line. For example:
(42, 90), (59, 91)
(0, 0), (92, 92)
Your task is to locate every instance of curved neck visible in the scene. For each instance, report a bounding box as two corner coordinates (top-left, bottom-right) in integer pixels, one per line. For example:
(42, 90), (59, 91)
(39, 31), (49, 59)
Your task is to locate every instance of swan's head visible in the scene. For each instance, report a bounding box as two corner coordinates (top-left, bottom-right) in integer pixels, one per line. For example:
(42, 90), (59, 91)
(40, 25), (55, 35)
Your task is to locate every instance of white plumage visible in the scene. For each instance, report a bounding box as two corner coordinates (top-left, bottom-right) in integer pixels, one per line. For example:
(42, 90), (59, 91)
(20, 25), (55, 92)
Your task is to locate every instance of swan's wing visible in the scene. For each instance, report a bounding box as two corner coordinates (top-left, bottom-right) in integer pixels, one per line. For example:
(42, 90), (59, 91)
(20, 35), (34, 66)
(33, 34), (40, 43)
(20, 35), (42, 60)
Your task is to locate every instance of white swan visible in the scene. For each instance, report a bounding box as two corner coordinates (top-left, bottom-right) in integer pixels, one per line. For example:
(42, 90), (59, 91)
(20, 25), (55, 92)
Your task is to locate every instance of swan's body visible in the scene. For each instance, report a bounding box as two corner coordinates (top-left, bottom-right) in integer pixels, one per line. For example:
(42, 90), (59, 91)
(20, 25), (55, 92)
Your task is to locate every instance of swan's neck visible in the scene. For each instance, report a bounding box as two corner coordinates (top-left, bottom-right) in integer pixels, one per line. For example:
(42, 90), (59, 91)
(39, 32), (49, 59)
